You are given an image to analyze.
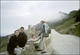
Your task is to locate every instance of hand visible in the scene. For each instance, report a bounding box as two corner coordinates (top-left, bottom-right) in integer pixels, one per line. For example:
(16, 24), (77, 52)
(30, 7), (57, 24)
(17, 45), (19, 48)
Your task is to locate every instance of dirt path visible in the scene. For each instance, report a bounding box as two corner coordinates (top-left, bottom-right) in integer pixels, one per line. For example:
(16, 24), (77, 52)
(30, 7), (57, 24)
(47, 29), (80, 55)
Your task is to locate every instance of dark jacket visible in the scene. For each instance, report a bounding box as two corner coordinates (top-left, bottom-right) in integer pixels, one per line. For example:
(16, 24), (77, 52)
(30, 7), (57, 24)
(18, 32), (27, 48)
(7, 32), (27, 55)
(7, 35), (19, 55)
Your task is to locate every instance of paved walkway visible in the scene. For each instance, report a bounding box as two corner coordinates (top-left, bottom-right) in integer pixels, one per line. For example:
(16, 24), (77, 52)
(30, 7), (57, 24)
(0, 29), (80, 55)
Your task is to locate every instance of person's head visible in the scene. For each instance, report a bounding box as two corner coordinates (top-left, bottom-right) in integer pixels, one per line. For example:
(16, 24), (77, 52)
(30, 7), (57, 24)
(20, 27), (24, 32)
(14, 30), (19, 36)
(40, 20), (45, 24)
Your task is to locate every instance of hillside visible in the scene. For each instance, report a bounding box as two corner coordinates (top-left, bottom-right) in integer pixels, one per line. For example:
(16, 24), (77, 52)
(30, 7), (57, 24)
(0, 36), (8, 52)
(49, 9), (80, 37)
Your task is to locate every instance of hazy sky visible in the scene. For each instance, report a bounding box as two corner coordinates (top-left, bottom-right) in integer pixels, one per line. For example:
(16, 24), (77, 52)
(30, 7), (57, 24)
(1, 1), (79, 36)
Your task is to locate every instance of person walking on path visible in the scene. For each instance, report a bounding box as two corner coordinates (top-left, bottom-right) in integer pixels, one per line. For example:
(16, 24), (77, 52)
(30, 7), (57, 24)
(39, 20), (51, 53)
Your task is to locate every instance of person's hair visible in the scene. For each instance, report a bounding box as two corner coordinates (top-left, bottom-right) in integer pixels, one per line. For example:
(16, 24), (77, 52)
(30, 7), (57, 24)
(20, 27), (24, 29)
(14, 30), (19, 33)
(41, 20), (45, 23)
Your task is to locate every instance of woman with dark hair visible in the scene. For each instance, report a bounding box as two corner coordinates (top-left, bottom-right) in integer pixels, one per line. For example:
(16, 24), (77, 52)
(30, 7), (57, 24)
(7, 30), (19, 55)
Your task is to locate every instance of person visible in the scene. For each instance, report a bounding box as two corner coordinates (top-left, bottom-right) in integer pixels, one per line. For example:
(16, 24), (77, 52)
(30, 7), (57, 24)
(7, 30), (20, 55)
(39, 20), (51, 53)
(18, 27), (27, 48)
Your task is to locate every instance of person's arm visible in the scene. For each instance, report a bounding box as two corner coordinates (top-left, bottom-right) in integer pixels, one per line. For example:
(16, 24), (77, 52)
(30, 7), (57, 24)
(34, 36), (41, 42)
(38, 25), (45, 36)
(42, 24), (45, 33)
(24, 33), (27, 42)
(9, 36), (16, 47)
(16, 45), (19, 48)
(38, 32), (42, 36)
(9, 36), (14, 44)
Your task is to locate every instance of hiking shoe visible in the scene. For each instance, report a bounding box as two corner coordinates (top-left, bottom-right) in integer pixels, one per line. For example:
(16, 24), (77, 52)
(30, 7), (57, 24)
(41, 51), (46, 54)
(36, 49), (42, 51)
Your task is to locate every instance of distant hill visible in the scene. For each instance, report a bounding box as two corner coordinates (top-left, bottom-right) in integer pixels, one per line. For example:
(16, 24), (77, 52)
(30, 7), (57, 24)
(51, 9), (80, 37)
(47, 11), (68, 28)
(47, 10), (79, 28)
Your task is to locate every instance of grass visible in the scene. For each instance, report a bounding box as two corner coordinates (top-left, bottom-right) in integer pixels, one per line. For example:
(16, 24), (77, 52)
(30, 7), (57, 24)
(0, 36), (8, 52)
(54, 17), (80, 37)
(72, 22), (80, 37)
(55, 18), (75, 31)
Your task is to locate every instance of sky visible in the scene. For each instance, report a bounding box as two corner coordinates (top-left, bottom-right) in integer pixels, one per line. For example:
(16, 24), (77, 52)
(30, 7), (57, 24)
(1, 1), (79, 36)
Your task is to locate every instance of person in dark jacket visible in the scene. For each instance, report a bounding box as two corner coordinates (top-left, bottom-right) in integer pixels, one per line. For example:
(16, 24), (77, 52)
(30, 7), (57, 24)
(7, 27), (27, 55)
(7, 30), (20, 55)
(18, 27), (27, 48)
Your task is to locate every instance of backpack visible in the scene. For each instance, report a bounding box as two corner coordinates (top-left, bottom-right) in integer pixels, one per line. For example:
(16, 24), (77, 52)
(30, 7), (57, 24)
(47, 28), (51, 34)
(43, 33), (49, 37)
